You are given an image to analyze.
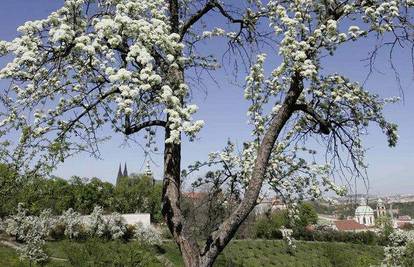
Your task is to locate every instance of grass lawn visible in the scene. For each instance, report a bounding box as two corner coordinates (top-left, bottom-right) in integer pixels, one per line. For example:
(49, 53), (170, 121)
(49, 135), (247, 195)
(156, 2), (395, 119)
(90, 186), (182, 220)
(0, 244), (69, 267)
(161, 239), (384, 267)
(218, 240), (383, 267)
(0, 244), (25, 267)
(0, 239), (384, 267)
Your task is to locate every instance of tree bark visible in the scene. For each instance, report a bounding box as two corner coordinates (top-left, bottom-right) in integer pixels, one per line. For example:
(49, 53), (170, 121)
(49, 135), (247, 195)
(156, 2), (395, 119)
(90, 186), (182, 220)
(199, 74), (303, 266)
(162, 1), (304, 266)
(161, 1), (202, 266)
(162, 129), (201, 266)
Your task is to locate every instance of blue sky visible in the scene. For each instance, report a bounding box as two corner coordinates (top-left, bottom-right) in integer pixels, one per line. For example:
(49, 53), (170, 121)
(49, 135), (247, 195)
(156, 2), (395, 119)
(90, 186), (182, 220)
(0, 1), (413, 195)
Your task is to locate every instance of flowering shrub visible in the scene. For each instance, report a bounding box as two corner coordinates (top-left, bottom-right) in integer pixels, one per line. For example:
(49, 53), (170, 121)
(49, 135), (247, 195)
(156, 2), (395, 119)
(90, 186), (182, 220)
(5, 205), (129, 243)
(280, 227), (295, 254)
(105, 212), (127, 240)
(16, 221), (49, 264)
(4, 203), (28, 240)
(87, 206), (127, 240)
(134, 223), (161, 246)
(4, 204), (53, 264)
(88, 206), (106, 238)
(384, 230), (414, 266)
(60, 208), (82, 239)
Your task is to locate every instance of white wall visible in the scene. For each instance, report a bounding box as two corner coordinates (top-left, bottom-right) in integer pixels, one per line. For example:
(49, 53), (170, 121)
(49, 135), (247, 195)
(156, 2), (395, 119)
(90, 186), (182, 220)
(120, 214), (151, 227)
(81, 213), (151, 227)
(355, 215), (375, 226)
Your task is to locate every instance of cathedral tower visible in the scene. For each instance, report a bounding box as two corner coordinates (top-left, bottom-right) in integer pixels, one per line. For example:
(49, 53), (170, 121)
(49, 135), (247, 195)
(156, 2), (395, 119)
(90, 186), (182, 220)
(116, 162), (128, 186)
(123, 162), (128, 177)
(376, 198), (387, 217)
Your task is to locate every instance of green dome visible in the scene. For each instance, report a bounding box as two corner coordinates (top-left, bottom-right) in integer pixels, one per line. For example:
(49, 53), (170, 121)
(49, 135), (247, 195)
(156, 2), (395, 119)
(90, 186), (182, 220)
(355, 205), (374, 215)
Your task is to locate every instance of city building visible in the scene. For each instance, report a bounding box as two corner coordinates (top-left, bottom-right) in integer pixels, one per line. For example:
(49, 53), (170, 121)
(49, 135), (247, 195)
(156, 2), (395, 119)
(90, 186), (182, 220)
(254, 197), (286, 215)
(333, 219), (367, 232)
(332, 198), (413, 232)
(355, 198), (375, 226)
(116, 162), (129, 186)
(376, 198), (387, 217)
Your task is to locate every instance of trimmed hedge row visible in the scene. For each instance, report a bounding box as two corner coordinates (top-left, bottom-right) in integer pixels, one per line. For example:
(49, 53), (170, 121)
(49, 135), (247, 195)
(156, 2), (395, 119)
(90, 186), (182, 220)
(255, 227), (387, 246)
(293, 229), (381, 245)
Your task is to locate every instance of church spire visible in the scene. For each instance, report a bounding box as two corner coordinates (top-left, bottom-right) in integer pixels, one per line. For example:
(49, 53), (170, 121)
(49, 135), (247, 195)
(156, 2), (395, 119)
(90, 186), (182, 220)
(123, 162), (128, 177)
(116, 163), (123, 186)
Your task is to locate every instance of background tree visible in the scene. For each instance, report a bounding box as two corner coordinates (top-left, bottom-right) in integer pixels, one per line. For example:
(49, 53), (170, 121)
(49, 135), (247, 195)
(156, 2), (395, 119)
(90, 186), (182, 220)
(0, 0), (413, 266)
(296, 203), (318, 229)
(376, 214), (396, 245)
(0, 163), (20, 217)
(68, 176), (114, 214)
(181, 181), (229, 240)
(0, 172), (162, 217)
(254, 210), (288, 239)
(114, 173), (163, 222)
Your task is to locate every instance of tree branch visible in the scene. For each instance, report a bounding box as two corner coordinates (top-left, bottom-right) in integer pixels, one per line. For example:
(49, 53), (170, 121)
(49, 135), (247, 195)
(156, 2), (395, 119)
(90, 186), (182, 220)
(200, 72), (304, 263)
(179, 1), (248, 42)
(213, 2), (244, 24)
(180, 1), (216, 41)
(124, 120), (166, 135)
(293, 103), (331, 135)
(57, 88), (120, 140)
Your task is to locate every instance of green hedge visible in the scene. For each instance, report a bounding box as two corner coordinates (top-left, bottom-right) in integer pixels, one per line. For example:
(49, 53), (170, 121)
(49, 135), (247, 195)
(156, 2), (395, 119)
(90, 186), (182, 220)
(293, 229), (379, 245)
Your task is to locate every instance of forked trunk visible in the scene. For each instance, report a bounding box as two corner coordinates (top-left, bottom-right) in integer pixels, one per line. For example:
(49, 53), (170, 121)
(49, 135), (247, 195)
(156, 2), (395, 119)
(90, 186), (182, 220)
(162, 129), (201, 267)
(161, 1), (203, 266)
(162, 1), (303, 266)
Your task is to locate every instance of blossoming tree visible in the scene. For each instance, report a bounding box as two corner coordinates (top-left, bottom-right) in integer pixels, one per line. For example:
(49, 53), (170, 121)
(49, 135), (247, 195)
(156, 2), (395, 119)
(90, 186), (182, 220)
(0, 0), (413, 266)
(4, 204), (53, 264)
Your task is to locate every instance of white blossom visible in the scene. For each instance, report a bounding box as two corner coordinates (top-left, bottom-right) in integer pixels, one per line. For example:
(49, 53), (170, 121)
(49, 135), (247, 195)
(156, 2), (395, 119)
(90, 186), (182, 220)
(134, 223), (161, 246)
(106, 212), (127, 239)
(88, 205), (107, 238)
(4, 204), (53, 264)
(281, 227), (296, 252)
(384, 230), (414, 266)
(60, 208), (82, 239)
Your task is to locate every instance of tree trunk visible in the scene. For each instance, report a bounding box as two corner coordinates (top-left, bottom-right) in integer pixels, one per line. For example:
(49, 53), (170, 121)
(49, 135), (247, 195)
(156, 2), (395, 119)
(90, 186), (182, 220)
(162, 1), (303, 266)
(198, 74), (304, 266)
(162, 127), (201, 266)
(161, 2), (201, 266)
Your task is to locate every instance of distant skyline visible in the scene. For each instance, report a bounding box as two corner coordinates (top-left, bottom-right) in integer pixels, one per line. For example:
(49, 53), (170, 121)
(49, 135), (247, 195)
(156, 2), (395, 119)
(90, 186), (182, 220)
(0, 1), (413, 195)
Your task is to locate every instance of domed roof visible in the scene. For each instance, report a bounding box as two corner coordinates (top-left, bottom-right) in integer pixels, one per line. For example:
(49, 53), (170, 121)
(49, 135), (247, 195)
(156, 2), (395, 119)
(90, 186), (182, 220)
(355, 205), (374, 215)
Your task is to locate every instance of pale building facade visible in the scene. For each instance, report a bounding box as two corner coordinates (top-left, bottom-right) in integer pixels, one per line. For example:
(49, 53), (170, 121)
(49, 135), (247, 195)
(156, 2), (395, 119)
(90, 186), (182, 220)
(376, 198), (387, 217)
(81, 213), (151, 227)
(354, 198), (375, 226)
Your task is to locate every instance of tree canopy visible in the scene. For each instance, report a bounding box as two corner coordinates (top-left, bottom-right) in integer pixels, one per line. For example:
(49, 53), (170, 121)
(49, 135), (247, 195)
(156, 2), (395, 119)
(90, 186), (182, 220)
(0, 0), (413, 266)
